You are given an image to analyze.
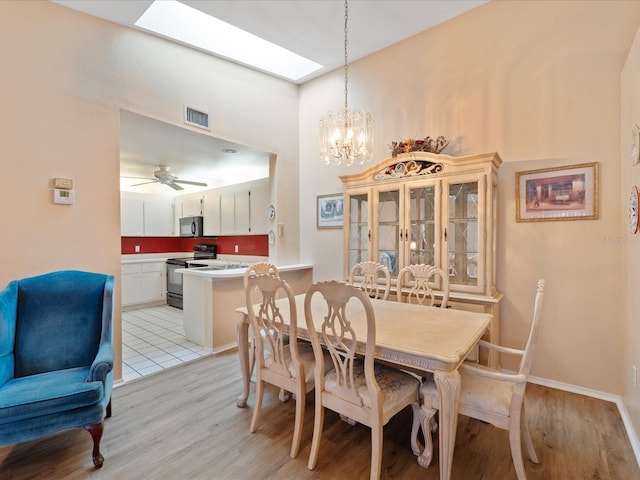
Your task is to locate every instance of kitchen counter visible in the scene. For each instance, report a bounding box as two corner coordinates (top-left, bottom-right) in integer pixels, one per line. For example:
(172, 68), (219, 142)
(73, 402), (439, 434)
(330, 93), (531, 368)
(121, 253), (192, 264)
(180, 263), (313, 350)
(177, 263), (312, 279)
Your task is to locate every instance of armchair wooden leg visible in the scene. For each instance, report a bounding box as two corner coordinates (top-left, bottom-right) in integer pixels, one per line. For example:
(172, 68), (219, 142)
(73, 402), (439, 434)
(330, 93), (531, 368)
(85, 422), (104, 468)
(106, 399), (112, 418)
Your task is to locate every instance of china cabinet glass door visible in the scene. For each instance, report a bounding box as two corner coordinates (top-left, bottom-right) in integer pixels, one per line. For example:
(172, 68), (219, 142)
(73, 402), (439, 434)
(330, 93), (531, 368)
(347, 192), (369, 273)
(446, 180), (480, 289)
(407, 184), (438, 269)
(376, 189), (400, 277)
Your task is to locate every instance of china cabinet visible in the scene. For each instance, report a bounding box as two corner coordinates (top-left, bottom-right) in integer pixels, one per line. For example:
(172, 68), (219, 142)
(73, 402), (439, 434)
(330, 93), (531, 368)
(341, 152), (503, 364)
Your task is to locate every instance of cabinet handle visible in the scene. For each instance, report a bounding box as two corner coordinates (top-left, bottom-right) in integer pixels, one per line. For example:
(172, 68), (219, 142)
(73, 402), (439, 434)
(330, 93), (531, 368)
(444, 228), (448, 241)
(405, 229), (409, 241)
(368, 230), (371, 241)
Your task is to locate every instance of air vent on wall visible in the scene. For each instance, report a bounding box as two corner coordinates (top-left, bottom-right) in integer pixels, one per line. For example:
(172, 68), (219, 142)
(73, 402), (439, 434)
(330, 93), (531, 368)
(184, 105), (210, 130)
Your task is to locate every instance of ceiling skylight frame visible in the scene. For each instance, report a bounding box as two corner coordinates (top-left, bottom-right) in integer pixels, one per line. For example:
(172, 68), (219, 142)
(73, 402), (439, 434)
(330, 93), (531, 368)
(134, 0), (322, 81)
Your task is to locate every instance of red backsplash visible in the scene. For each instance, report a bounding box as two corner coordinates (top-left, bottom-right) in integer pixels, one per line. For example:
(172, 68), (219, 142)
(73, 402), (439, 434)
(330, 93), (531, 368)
(121, 235), (268, 256)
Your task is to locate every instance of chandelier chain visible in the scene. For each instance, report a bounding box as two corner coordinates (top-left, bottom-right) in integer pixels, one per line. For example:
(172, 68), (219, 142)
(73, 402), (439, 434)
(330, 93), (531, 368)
(344, 0), (348, 111)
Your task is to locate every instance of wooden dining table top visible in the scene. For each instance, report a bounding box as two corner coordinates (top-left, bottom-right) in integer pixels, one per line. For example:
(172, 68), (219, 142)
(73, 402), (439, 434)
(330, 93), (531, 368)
(237, 293), (492, 373)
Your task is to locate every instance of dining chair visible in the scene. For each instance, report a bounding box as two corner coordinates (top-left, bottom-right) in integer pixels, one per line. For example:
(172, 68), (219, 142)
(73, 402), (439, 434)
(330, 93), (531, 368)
(348, 261), (391, 300)
(411, 279), (546, 479)
(304, 280), (420, 480)
(397, 263), (449, 308)
(244, 273), (315, 459)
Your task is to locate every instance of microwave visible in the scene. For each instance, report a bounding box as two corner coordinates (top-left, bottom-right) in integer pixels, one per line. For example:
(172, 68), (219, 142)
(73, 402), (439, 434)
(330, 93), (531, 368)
(179, 216), (204, 237)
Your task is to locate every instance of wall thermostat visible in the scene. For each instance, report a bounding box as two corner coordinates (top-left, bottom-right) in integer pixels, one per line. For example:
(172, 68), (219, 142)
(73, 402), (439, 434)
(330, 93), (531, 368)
(53, 188), (74, 205)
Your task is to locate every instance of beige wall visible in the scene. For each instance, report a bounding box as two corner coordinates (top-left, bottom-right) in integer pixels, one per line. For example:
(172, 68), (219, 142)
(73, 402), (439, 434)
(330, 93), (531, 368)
(299, 0), (640, 398)
(622, 23), (640, 446)
(0, 1), (300, 380)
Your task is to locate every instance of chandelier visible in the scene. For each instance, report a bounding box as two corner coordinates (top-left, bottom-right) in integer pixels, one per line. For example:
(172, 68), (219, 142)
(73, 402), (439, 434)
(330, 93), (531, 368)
(320, 0), (373, 166)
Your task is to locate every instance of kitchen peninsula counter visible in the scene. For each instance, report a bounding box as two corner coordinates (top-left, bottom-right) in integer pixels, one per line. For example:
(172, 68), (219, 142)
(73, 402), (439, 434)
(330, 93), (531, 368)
(179, 264), (313, 350)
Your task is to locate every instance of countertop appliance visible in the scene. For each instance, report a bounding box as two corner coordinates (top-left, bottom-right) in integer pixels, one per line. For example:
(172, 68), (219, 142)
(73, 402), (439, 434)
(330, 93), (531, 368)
(166, 244), (217, 309)
(179, 216), (204, 238)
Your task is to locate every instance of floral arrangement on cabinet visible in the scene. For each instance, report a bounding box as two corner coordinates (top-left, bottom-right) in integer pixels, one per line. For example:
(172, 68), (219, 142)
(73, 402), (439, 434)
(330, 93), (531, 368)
(389, 136), (449, 157)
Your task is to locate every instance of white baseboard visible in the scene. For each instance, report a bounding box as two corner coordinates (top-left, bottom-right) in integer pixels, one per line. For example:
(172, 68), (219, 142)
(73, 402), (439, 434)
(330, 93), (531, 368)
(528, 374), (640, 469)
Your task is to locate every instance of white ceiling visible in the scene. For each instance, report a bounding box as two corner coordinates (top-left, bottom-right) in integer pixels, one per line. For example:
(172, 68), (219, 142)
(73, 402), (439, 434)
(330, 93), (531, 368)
(52, 0), (486, 195)
(119, 110), (271, 196)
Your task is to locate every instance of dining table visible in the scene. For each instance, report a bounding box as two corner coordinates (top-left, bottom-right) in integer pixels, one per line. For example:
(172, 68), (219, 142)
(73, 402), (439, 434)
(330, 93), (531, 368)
(235, 293), (492, 480)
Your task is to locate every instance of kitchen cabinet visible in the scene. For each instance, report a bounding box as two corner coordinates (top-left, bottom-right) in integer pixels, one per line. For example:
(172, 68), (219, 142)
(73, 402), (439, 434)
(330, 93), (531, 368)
(220, 192), (236, 233)
(120, 198), (144, 236)
(143, 197), (174, 236)
(121, 261), (166, 308)
(179, 194), (203, 217)
(250, 180), (269, 234)
(341, 151), (502, 301)
(121, 194), (174, 236)
(218, 180), (269, 235)
(202, 190), (221, 236)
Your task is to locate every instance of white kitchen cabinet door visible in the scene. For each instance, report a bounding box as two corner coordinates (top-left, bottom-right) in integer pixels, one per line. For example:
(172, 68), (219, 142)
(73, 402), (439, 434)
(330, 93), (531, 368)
(121, 198), (144, 236)
(144, 198), (174, 236)
(203, 191), (221, 236)
(179, 195), (203, 217)
(235, 190), (250, 234)
(139, 262), (165, 303)
(220, 192), (235, 233)
(249, 181), (269, 234)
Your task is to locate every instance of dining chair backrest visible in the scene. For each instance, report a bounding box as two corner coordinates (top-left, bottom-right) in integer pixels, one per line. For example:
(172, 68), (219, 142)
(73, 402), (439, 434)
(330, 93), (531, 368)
(305, 280), (380, 409)
(349, 261), (391, 301)
(245, 273), (297, 379)
(517, 279), (545, 377)
(243, 262), (280, 288)
(397, 264), (449, 308)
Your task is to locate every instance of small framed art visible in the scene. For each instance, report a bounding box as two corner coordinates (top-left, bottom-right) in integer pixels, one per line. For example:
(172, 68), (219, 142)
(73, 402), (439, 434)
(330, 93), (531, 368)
(516, 163), (599, 222)
(316, 193), (344, 229)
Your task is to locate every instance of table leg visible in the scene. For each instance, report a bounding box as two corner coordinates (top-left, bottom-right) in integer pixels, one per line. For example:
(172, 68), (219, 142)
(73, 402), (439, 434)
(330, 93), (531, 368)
(236, 314), (250, 408)
(434, 369), (461, 480)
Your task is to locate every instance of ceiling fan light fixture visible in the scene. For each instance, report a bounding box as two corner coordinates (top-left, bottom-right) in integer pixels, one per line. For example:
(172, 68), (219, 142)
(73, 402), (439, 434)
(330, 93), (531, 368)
(319, 0), (373, 167)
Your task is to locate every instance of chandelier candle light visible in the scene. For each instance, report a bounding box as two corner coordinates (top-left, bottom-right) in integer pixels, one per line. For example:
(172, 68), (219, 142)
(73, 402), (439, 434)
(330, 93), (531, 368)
(320, 0), (373, 166)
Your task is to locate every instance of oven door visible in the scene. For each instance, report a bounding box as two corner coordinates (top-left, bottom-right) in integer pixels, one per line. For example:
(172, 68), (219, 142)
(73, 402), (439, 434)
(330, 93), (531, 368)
(166, 262), (184, 308)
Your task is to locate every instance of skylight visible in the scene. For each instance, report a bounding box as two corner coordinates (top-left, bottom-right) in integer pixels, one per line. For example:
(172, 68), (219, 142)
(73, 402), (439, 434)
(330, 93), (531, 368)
(135, 0), (322, 81)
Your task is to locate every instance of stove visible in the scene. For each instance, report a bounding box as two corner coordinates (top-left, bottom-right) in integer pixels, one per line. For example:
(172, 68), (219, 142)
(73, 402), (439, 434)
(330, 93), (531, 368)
(166, 244), (217, 309)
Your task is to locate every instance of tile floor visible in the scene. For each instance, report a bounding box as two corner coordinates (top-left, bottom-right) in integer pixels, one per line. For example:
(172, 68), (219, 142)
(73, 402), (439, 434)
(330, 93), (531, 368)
(121, 305), (211, 383)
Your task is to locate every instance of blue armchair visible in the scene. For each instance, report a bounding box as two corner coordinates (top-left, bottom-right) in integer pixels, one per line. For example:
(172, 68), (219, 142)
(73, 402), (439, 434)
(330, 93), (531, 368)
(0, 270), (115, 468)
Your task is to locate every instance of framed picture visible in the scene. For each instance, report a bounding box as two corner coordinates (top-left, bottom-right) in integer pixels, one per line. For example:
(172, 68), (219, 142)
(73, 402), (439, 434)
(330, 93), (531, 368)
(516, 162), (599, 222)
(317, 193), (344, 229)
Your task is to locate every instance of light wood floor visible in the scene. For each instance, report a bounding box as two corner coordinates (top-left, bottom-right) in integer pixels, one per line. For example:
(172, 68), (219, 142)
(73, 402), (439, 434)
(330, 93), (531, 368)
(1, 351), (638, 479)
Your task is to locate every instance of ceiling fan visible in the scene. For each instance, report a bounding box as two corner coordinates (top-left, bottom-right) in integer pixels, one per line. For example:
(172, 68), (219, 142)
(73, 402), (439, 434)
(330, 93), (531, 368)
(123, 165), (208, 191)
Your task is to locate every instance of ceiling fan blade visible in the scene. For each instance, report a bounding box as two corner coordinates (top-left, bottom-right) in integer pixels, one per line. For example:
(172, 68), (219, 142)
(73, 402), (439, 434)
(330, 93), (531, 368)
(173, 179), (208, 187)
(130, 180), (159, 187)
(168, 181), (184, 191)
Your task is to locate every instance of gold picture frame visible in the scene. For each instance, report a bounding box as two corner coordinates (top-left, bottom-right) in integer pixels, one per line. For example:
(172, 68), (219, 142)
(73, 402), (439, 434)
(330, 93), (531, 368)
(516, 162), (599, 222)
(316, 193), (344, 229)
